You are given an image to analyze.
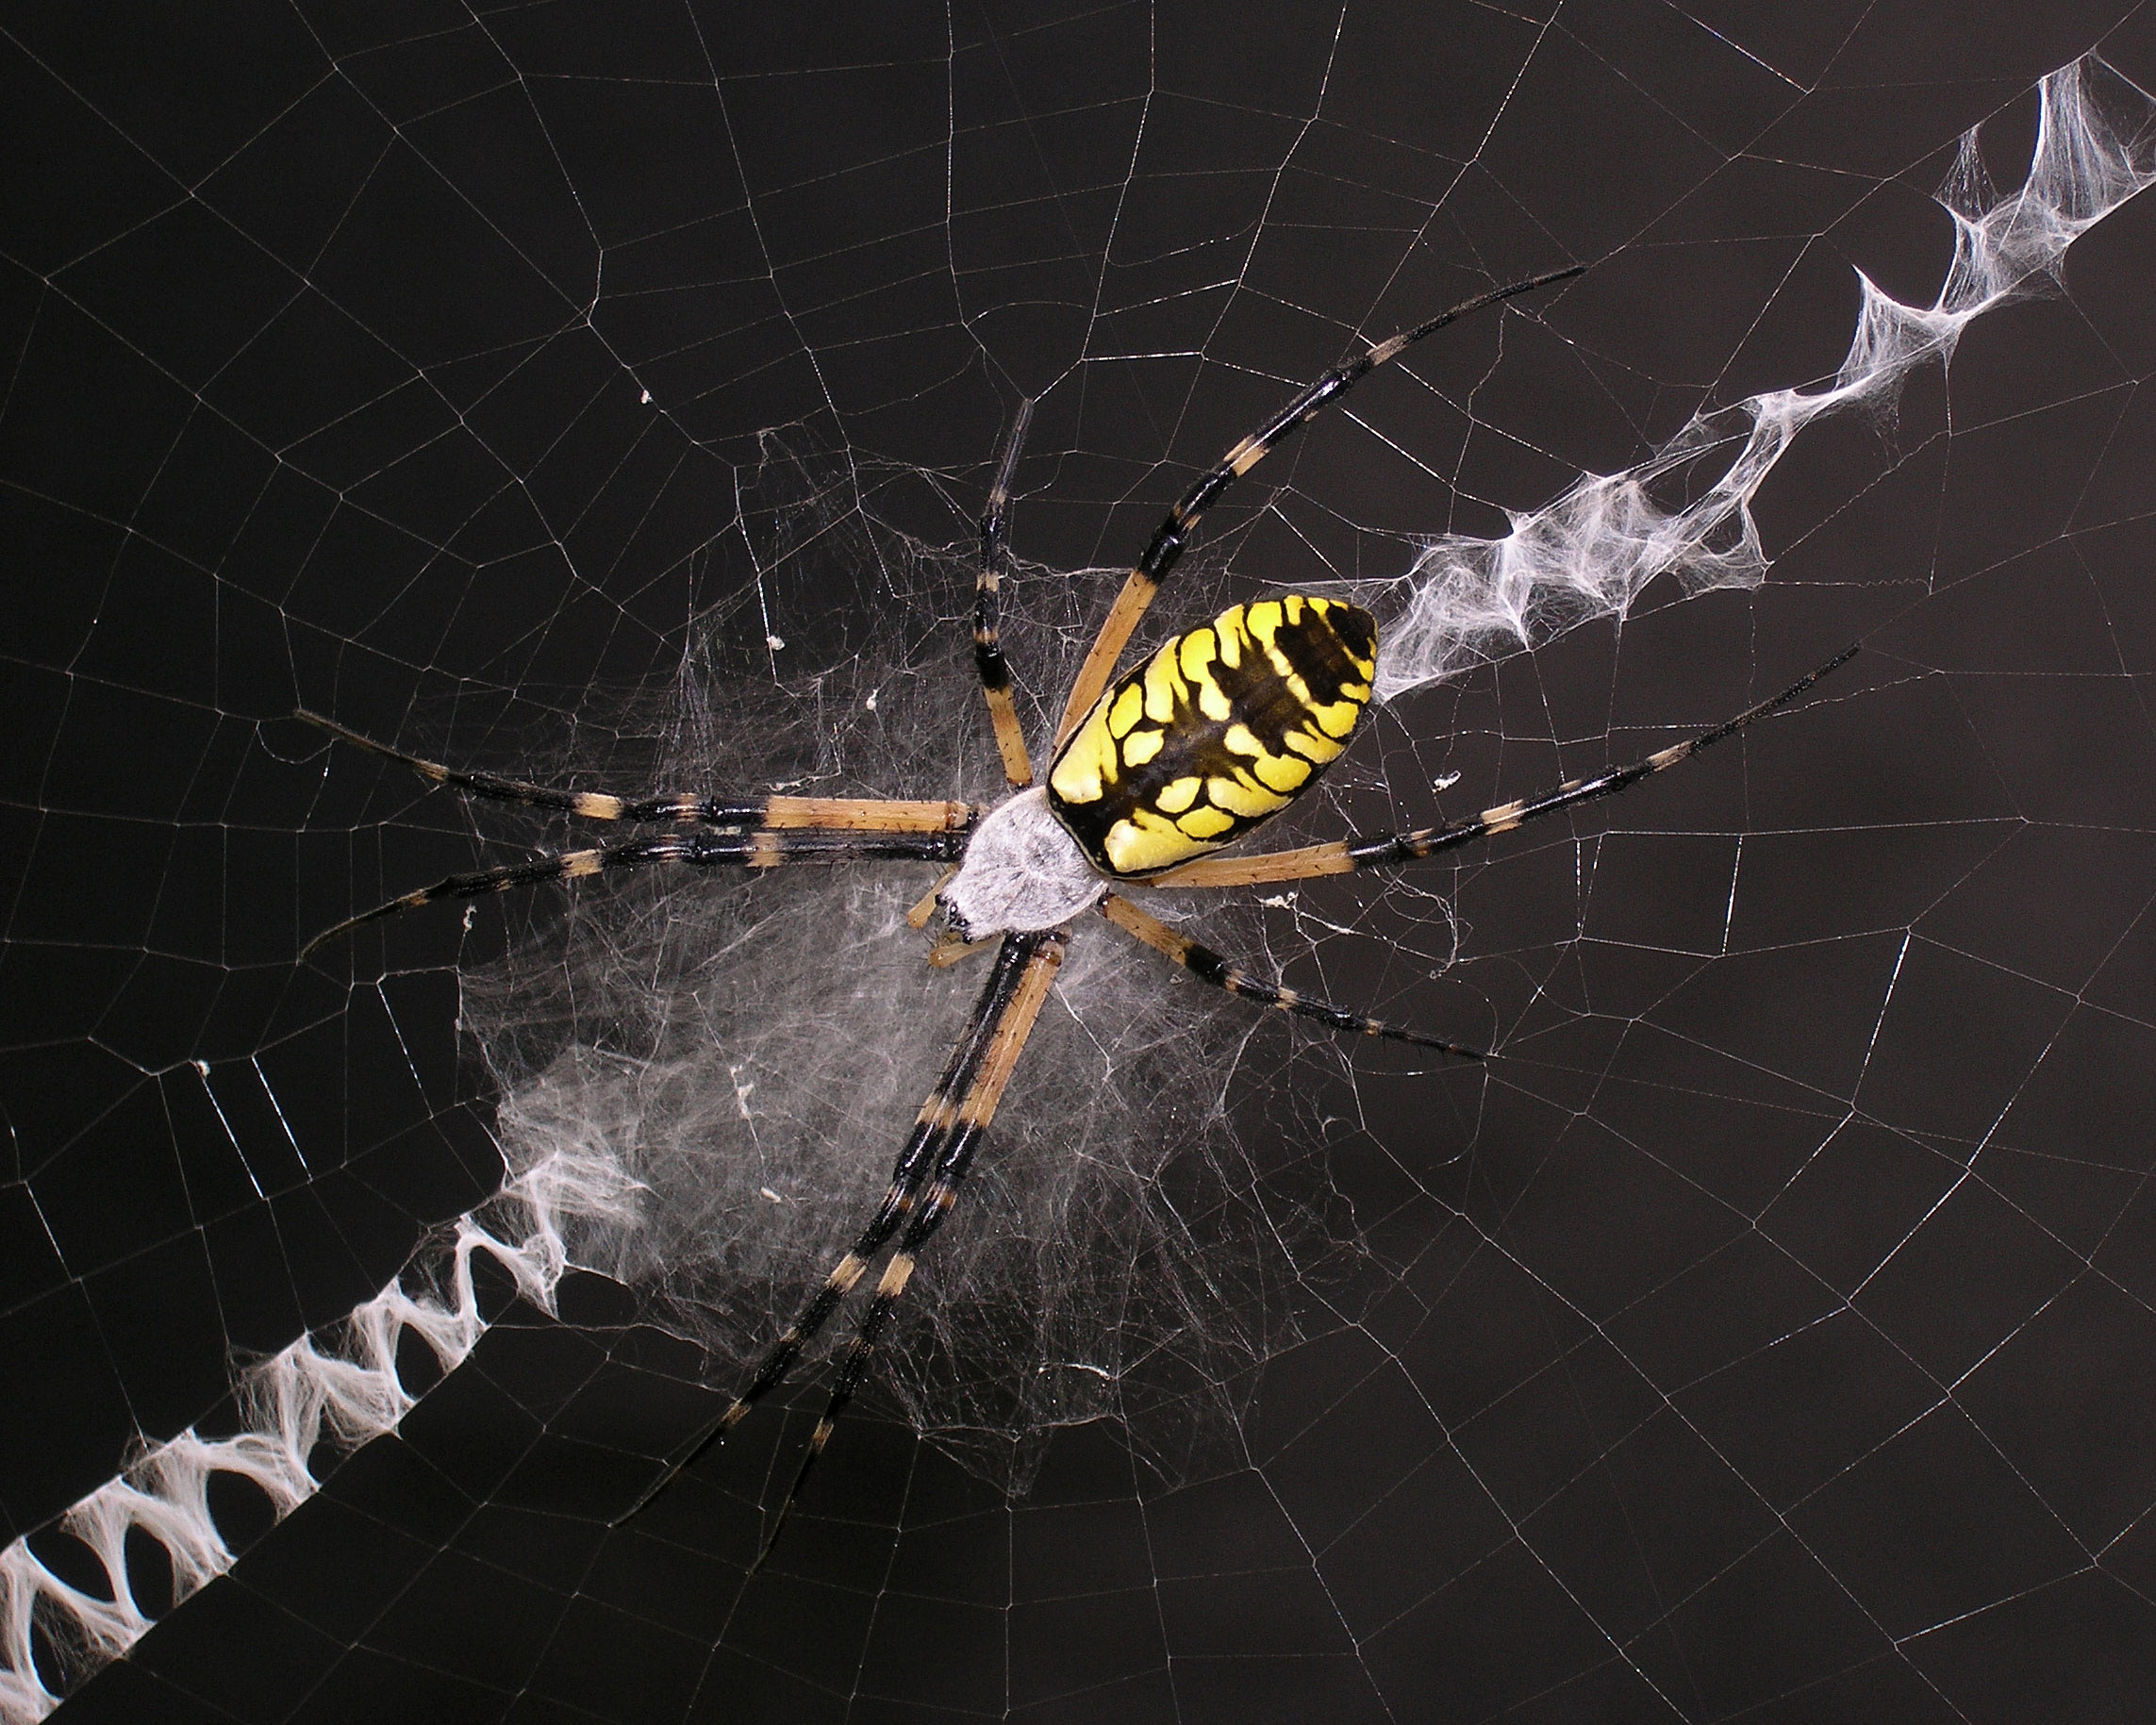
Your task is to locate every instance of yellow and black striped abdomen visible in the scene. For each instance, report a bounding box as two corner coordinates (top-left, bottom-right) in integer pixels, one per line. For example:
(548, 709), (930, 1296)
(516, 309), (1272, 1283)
(1047, 594), (1378, 877)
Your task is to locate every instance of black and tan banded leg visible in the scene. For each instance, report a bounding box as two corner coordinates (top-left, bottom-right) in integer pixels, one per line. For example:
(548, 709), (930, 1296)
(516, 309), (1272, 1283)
(297, 709), (970, 835)
(303, 826), (970, 958)
(1100, 894), (1480, 1057)
(1151, 646), (1861, 891)
(975, 399), (1037, 788)
(1053, 264), (1586, 750)
(611, 932), (1057, 1527)
(753, 927), (1067, 1562)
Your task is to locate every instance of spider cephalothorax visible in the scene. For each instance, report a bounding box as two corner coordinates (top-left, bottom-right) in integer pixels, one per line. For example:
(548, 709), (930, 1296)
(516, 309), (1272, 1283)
(297, 260), (1853, 1558)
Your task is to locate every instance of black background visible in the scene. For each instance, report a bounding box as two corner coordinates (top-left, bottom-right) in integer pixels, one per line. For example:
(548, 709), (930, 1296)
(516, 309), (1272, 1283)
(7, 2), (2156, 1720)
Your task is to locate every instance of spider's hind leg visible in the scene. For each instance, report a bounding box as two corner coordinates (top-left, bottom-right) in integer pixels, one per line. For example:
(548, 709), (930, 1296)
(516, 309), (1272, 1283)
(1151, 645), (1862, 891)
(1052, 263), (1585, 748)
(1100, 894), (1482, 1058)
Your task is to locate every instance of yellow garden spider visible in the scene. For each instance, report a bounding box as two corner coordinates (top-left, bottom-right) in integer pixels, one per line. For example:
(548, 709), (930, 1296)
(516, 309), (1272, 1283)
(300, 261), (1853, 1555)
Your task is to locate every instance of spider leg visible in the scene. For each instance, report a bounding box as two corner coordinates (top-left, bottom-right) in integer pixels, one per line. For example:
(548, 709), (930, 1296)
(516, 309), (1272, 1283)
(1151, 645), (1861, 890)
(753, 927), (1068, 1564)
(1053, 263), (1585, 749)
(302, 827), (970, 958)
(1100, 894), (1481, 1057)
(610, 932), (1057, 1528)
(975, 399), (1037, 788)
(297, 710), (970, 833)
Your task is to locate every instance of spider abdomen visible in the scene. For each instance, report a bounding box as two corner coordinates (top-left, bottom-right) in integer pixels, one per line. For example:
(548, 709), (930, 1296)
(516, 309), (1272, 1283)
(1047, 594), (1377, 877)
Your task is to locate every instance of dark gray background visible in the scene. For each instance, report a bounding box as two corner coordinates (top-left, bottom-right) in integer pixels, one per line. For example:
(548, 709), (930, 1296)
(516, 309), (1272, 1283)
(6, 1), (2156, 1719)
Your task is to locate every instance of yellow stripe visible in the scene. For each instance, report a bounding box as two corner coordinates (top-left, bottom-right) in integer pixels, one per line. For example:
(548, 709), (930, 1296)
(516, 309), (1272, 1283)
(1142, 651), (1187, 724)
(1154, 776), (1202, 815)
(1178, 627), (1217, 683)
(1205, 773), (1286, 820)
(1251, 753), (1310, 793)
(1216, 606), (1247, 669)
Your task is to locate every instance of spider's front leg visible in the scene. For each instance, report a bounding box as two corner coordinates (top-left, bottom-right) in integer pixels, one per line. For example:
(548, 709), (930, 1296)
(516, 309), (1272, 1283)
(292, 711), (975, 955)
(974, 397), (1037, 789)
(751, 926), (1066, 1560)
(615, 927), (1069, 1542)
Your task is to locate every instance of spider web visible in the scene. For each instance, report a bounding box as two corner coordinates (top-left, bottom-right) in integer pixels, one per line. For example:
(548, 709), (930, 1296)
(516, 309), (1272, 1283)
(6, 4), (2156, 1719)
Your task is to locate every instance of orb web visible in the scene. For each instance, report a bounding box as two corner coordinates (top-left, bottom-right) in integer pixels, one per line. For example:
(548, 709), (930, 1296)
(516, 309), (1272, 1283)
(5, 8), (2156, 1721)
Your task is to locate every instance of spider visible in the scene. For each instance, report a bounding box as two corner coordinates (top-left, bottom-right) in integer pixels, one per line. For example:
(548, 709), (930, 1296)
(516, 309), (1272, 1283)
(300, 261), (1853, 1555)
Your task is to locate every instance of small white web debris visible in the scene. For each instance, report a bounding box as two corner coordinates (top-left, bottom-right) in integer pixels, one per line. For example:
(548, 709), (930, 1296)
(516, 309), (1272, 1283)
(1434, 771), (1462, 790)
(766, 634), (786, 651)
(639, 388), (652, 404)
